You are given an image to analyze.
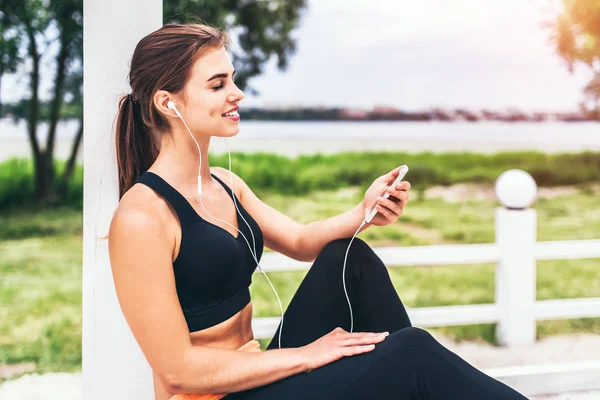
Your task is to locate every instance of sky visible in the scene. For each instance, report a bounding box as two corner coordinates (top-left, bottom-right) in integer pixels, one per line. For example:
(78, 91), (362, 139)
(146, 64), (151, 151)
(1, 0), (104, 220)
(0, 0), (592, 112)
(240, 0), (591, 112)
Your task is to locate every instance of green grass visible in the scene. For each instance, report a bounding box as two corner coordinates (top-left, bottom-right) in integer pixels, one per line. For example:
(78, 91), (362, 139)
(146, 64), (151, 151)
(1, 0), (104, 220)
(2, 150), (600, 208)
(0, 234), (82, 382)
(0, 207), (83, 241)
(1, 169), (599, 379)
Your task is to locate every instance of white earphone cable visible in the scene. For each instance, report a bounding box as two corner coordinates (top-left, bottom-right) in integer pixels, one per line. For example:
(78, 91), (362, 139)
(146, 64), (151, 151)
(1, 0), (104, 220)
(172, 102), (285, 349)
(170, 100), (366, 342)
(343, 220), (367, 333)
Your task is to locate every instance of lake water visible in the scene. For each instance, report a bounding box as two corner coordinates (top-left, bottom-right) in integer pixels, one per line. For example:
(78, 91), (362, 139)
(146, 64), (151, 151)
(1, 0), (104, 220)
(1, 118), (599, 161)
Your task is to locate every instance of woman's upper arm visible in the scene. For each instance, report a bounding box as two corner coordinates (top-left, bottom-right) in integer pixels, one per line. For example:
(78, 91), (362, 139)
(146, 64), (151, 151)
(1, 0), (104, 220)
(108, 205), (192, 389)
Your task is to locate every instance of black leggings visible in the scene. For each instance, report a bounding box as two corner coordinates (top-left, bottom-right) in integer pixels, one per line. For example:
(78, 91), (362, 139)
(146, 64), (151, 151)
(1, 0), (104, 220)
(224, 238), (529, 399)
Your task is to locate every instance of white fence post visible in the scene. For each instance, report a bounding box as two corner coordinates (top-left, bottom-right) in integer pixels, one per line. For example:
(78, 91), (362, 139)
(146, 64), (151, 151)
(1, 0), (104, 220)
(494, 170), (538, 346)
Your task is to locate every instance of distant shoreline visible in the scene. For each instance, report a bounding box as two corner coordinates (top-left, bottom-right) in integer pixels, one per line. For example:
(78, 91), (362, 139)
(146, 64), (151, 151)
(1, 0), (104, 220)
(2, 119), (600, 161)
(238, 107), (598, 123)
(3, 105), (598, 123)
(1, 137), (599, 163)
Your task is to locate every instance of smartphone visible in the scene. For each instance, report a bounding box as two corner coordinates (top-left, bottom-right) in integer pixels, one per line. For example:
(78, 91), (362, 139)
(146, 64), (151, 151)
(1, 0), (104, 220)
(364, 165), (409, 223)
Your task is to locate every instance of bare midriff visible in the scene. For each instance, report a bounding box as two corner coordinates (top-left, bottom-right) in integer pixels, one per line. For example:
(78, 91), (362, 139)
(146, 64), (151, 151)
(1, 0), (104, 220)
(153, 302), (255, 400)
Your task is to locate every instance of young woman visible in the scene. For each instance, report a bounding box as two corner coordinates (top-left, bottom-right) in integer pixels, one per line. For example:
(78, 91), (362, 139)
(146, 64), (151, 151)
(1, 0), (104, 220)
(108, 23), (529, 400)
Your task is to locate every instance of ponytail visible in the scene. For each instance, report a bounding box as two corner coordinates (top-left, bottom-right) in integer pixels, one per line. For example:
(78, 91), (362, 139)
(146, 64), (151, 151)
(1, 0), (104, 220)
(115, 94), (157, 199)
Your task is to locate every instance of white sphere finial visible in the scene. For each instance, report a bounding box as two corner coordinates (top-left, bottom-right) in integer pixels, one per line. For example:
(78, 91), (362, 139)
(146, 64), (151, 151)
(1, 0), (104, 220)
(495, 169), (537, 209)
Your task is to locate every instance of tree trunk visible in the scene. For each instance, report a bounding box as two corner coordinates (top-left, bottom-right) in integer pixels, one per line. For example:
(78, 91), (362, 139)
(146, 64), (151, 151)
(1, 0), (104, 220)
(58, 116), (83, 197)
(35, 150), (56, 205)
(0, 67), (4, 117)
(46, 31), (70, 162)
(25, 25), (46, 201)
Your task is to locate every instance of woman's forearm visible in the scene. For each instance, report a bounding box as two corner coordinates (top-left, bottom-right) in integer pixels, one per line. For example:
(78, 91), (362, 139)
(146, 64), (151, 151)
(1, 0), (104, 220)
(170, 346), (308, 395)
(296, 203), (370, 262)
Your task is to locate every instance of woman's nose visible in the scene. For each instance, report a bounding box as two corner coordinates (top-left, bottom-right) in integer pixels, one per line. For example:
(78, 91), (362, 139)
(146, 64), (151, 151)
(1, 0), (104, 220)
(229, 86), (244, 102)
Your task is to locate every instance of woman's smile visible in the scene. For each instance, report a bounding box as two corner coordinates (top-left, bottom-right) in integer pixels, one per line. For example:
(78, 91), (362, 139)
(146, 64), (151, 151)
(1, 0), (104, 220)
(222, 106), (240, 122)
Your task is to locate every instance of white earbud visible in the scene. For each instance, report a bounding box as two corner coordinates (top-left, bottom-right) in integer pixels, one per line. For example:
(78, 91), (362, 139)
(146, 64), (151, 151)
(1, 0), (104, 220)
(167, 100), (176, 111)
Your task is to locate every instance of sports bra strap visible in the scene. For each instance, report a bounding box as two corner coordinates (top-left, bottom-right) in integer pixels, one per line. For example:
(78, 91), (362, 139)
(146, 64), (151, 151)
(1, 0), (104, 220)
(135, 171), (199, 227)
(210, 173), (238, 202)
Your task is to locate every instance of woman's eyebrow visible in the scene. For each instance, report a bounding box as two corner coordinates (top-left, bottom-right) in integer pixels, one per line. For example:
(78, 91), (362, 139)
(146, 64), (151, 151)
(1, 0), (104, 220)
(206, 69), (236, 82)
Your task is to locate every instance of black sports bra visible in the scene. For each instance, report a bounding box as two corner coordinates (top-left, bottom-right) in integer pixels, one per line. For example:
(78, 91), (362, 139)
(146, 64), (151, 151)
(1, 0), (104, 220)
(135, 171), (264, 332)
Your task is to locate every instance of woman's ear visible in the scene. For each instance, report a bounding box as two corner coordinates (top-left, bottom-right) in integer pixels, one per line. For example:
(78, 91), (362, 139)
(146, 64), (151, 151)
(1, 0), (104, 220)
(154, 90), (178, 119)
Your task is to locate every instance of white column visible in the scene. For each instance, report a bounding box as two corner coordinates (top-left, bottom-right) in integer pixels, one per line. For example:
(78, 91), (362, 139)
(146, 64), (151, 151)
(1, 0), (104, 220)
(83, 2), (162, 399)
(494, 170), (538, 346)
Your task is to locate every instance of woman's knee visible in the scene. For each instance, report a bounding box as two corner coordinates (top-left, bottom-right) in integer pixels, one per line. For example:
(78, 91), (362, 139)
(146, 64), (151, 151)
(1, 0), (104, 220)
(317, 237), (375, 265)
(320, 237), (353, 256)
(386, 327), (437, 348)
(311, 238), (388, 283)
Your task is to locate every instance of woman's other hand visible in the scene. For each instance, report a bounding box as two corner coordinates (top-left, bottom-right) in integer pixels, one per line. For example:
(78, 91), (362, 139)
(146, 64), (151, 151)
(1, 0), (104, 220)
(298, 327), (389, 372)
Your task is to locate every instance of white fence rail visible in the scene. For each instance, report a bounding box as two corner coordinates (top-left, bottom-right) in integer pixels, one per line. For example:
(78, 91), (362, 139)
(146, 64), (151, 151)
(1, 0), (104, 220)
(256, 240), (600, 271)
(252, 237), (600, 344)
(249, 170), (600, 396)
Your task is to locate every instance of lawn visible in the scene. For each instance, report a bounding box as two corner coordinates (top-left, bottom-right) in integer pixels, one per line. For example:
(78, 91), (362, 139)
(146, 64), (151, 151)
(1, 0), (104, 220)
(1, 182), (599, 380)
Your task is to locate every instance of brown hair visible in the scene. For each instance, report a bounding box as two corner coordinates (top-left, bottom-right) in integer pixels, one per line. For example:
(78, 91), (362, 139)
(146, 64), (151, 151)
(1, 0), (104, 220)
(115, 23), (230, 199)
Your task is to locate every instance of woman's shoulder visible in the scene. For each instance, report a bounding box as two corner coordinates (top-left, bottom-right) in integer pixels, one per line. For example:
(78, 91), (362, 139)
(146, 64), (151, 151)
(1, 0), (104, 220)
(111, 182), (173, 239)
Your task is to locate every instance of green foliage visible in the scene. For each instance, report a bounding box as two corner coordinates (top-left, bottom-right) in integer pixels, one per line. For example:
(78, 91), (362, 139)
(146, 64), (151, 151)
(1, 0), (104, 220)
(164, 0), (307, 94)
(551, 0), (600, 111)
(0, 8), (21, 115)
(1, 150), (600, 210)
(552, 0), (600, 71)
(0, 158), (34, 208)
(0, 0), (306, 204)
(0, 158), (83, 210)
(210, 150), (600, 196)
(0, 99), (82, 120)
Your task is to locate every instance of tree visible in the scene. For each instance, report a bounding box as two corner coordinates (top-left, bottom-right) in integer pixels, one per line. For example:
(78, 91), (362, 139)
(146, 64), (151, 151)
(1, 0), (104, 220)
(46, 0), (83, 197)
(164, 0), (307, 94)
(2, 0), (306, 204)
(0, 7), (22, 116)
(1, 0), (81, 203)
(551, 0), (600, 116)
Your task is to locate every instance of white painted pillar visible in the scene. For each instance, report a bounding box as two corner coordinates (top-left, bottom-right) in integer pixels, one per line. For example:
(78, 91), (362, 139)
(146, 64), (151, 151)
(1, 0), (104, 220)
(83, 1), (162, 399)
(494, 170), (538, 346)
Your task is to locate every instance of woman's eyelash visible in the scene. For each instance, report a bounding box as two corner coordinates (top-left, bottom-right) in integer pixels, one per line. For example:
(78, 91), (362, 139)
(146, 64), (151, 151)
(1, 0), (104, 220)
(212, 77), (235, 91)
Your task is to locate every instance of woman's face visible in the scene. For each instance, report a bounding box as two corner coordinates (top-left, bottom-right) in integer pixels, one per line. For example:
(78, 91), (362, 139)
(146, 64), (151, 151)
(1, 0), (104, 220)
(177, 47), (244, 138)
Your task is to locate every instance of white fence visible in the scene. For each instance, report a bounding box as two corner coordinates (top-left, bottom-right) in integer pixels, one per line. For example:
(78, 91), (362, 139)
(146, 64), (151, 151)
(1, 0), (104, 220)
(250, 170), (600, 396)
(252, 232), (600, 345)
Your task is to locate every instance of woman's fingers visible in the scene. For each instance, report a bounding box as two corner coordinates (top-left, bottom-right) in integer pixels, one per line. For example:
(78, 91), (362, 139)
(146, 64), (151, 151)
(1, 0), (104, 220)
(338, 332), (389, 346)
(340, 344), (376, 356)
(375, 203), (396, 220)
(385, 184), (410, 204)
(340, 336), (388, 348)
(329, 330), (389, 351)
(330, 329), (386, 339)
(377, 197), (404, 215)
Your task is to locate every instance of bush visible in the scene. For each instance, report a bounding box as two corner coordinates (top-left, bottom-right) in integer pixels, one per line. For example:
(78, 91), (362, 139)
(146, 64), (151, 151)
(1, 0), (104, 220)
(0, 158), (83, 211)
(2, 151), (600, 211)
(0, 158), (34, 209)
